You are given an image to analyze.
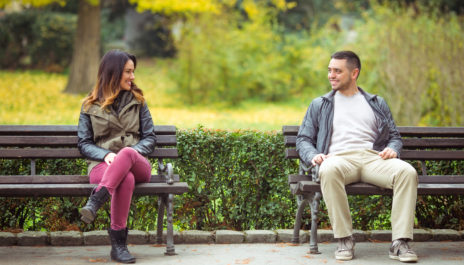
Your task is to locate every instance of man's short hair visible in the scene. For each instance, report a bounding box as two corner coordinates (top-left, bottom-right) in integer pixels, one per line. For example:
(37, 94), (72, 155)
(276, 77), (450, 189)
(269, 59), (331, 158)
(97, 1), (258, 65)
(331, 50), (361, 78)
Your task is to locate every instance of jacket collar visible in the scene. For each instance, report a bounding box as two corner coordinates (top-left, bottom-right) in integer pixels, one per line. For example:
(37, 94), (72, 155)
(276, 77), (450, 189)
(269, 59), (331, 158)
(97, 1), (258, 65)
(85, 97), (140, 129)
(321, 87), (377, 102)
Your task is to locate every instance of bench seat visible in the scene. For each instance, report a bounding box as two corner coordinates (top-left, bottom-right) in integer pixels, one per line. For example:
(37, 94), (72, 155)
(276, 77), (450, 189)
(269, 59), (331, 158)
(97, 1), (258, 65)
(283, 125), (464, 254)
(0, 125), (189, 255)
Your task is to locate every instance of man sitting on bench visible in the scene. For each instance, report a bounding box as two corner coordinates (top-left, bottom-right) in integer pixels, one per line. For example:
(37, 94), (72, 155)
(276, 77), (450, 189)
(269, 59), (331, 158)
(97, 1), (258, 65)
(296, 50), (418, 262)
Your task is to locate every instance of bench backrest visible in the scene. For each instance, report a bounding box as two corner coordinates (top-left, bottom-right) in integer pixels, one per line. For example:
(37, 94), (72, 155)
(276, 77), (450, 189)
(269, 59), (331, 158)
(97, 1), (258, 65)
(0, 125), (178, 180)
(283, 126), (464, 183)
(0, 125), (177, 158)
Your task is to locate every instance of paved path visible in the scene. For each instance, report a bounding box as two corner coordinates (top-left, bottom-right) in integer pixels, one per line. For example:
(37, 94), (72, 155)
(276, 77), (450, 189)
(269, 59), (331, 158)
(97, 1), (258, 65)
(1, 242), (463, 265)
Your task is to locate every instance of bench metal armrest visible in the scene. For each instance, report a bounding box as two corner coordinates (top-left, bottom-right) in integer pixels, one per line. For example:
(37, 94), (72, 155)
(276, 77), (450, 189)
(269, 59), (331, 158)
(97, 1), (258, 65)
(300, 163), (320, 183)
(158, 159), (174, 185)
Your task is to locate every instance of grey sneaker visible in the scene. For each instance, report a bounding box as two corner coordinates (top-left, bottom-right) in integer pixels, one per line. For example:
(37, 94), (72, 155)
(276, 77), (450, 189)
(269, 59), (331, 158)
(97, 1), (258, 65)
(335, 236), (355, 261)
(389, 239), (418, 262)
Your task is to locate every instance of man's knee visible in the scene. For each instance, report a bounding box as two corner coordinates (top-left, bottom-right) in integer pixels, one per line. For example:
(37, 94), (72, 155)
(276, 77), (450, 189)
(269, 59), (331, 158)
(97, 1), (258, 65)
(397, 163), (418, 186)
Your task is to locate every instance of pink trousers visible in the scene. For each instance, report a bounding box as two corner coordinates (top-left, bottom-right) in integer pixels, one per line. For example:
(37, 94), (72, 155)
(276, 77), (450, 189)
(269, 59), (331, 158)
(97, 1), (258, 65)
(89, 147), (151, 230)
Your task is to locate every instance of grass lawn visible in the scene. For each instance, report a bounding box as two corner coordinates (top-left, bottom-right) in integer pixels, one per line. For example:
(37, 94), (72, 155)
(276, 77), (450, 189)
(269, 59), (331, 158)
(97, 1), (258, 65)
(0, 58), (319, 131)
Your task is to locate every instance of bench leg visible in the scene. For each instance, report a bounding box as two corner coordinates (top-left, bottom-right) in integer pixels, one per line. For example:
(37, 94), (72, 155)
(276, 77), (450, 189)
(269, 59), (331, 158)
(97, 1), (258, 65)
(164, 194), (176, 256)
(292, 194), (309, 244)
(309, 192), (322, 254)
(156, 195), (166, 244)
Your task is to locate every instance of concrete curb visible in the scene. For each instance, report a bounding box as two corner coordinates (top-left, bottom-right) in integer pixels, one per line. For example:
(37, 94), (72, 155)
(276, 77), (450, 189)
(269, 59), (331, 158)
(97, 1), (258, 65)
(0, 229), (462, 246)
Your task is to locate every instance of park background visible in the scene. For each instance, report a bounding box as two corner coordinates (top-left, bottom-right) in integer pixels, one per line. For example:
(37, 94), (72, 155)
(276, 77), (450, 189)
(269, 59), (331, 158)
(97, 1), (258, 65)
(0, 0), (463, 234)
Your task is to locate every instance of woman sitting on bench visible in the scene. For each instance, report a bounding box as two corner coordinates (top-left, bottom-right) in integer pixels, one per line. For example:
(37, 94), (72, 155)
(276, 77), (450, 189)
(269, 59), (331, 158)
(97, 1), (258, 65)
(77, 50), (156, 264)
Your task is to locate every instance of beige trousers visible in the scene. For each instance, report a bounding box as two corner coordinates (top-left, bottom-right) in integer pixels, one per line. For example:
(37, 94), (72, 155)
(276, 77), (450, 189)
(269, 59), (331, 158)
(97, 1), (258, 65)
(319, 149), (418, 241)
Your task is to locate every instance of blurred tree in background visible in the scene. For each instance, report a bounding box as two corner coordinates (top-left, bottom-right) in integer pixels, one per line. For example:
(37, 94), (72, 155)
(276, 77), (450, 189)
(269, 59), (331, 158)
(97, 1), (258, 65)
(1, 0), (463, 125)
(0, 0), (218, 93)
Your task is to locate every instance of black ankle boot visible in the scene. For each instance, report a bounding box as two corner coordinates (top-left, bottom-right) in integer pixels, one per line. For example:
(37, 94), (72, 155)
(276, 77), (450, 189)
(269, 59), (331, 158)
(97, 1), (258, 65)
(108, 228), (136, 263)
(80, 186), (110, 223)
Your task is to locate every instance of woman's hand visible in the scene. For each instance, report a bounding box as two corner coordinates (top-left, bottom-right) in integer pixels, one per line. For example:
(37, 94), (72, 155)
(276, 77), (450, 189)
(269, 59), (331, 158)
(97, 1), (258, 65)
(104, 152), (117, 165)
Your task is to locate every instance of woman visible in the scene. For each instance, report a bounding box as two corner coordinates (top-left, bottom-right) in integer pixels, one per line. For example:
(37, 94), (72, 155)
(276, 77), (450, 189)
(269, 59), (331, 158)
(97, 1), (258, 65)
(77, 50), (156, 264)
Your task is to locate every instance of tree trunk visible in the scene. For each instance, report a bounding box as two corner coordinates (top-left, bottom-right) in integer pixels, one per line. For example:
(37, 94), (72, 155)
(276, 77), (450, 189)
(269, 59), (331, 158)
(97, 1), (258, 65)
(64, 0), (101, 94)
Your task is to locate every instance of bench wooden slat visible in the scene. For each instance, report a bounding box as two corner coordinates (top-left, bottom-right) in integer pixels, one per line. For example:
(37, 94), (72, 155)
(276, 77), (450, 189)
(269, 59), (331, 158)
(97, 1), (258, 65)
(398, 126), (464, 137)
(0, 125), (77, 135)
(285, 149), (464, 160)
(288, 174), (311, 184)
(0, 175), (181, 184)
(0, 135), (177, 147)
(401, 150), (464, 160)
(0, 148), (178, 159)
(282, 126), (299, 136)
(0, 125), (177, 136)
(419, 175), (464, 184)
(0, 136), (77, 146)
(283, 126), (464, 137)
(402, 138), (464, 148)
(284, 136), (464, 149)
(289, 174), (464, 185)
(0, 182), (189, 197)
(295, 181), (464, 195)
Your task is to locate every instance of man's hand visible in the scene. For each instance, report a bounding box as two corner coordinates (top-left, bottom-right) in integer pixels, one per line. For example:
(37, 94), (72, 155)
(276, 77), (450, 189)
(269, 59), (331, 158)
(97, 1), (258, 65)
(312, 153), (329, 166)
(379, 147), (397, 160)
(104, 152), (117, 165)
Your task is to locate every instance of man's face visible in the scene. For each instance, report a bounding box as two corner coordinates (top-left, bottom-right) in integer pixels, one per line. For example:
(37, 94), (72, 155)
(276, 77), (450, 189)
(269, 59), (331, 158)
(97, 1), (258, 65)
(327, 58), (357, 91)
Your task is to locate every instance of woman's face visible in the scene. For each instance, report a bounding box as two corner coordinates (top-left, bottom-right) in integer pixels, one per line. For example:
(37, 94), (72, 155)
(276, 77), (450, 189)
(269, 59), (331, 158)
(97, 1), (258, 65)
(120, 59), (135, 91)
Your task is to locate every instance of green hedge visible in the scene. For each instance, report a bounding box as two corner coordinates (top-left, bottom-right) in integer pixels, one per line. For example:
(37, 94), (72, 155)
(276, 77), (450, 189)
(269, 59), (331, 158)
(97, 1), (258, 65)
(1, 128), (463, 232)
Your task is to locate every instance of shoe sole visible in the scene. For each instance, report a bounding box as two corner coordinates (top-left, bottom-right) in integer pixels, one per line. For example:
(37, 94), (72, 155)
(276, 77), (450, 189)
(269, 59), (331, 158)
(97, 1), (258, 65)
(336, 251), (354, 261)
(336, 256), (353, 261)
(79, 208), (95, 224)
(111, 256), (136, 264)
(389, 254), (418, 263)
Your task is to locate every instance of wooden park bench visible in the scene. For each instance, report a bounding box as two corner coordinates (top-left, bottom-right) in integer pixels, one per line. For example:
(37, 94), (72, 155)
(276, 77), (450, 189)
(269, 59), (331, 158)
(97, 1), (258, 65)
(0, 125), (189, 255)
(283, 125), (464, 254)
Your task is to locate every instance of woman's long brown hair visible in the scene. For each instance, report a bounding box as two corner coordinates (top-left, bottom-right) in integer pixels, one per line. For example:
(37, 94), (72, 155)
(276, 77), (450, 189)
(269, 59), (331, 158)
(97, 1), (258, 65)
(83, 50), (145, 111)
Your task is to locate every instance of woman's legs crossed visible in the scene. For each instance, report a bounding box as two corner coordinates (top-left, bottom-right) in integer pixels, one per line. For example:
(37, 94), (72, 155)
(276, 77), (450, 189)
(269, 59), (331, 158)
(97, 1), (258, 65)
(89, 147), (152, 229)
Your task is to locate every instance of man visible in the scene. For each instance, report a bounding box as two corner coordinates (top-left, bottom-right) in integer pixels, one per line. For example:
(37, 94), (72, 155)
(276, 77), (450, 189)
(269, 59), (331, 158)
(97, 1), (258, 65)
(296, 51), (418, 262)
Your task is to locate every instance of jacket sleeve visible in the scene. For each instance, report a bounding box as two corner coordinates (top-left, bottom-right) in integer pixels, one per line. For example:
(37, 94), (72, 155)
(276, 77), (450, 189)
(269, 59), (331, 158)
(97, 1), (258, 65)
(77, 111), (111, 161)
(131, 103), (156, 156)
(296, 101), (320, 167)
(379, 98), (403, 157)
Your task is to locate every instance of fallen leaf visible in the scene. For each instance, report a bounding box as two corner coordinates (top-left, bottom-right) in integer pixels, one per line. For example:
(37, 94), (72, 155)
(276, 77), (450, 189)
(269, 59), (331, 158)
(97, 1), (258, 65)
(368, 239), (389, 243)
(443, 257), (463, 261)
(302, 255), (312, 259)
(321, 259), (328, 263)
(235, 258), (253, 264)
(151, 244), (165, 247)
(89, 258), (108, 263)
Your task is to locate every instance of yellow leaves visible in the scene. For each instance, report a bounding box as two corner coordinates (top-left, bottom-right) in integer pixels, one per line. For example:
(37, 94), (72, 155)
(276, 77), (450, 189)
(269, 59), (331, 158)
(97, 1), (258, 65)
(0, 0), (65, 8)
(133, 0), (219, 14)
(242, 0), (259, 20)
(0, 71), (82, 125)
(272, 0), (297, 10)
(0, 65), (304, 130)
